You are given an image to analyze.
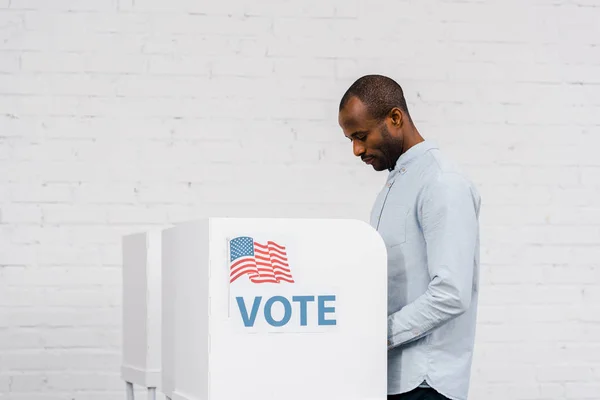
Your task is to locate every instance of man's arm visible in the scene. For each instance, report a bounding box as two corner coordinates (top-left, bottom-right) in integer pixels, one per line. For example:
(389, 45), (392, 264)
(387, 171), (480, 350)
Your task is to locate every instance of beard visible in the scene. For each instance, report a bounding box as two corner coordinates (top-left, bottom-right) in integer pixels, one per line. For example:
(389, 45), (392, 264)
(378, 123), (404, 171)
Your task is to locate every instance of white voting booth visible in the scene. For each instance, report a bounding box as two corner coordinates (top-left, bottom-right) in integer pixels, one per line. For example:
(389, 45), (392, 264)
(122, 218), (388, 400)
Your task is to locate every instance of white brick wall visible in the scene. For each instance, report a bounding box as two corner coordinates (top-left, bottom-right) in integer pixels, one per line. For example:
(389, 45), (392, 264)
(1, 0), (599, 399)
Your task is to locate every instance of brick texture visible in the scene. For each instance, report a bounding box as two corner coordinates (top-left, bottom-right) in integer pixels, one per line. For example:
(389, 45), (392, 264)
(1, 0), (599, 399)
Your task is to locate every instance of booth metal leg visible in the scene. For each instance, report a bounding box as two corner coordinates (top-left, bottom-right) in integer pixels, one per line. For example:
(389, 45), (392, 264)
(126, 382), (134, 400)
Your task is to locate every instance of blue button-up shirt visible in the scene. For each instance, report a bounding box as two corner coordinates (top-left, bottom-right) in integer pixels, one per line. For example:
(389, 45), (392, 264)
(370, 140), (481, 400)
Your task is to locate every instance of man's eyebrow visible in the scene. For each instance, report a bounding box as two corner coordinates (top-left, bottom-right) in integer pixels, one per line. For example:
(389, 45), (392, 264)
(350, 130), (368, 138)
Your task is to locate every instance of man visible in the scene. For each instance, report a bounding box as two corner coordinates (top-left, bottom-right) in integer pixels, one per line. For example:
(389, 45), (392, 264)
(338, 75), (481, 400)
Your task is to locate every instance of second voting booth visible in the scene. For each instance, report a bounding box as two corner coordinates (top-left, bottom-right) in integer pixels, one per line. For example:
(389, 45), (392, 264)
(122, 218), (388, 400)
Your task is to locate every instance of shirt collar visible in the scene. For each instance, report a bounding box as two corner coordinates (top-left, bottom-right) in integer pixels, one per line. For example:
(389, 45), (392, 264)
(389, 140), (438, 177)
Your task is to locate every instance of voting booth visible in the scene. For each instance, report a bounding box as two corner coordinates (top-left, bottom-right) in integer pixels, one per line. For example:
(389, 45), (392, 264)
(122, 217), (388, 400)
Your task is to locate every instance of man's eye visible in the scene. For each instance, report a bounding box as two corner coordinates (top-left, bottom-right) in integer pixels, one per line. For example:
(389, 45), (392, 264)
(348, 132), (367, 142)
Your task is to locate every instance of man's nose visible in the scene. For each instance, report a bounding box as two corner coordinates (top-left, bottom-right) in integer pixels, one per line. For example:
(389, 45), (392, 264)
(353, 141), (365, 157)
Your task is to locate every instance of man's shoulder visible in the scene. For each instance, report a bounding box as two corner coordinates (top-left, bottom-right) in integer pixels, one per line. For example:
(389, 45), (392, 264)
(419, 148), (480, 201)
(424, 147), (464, 173)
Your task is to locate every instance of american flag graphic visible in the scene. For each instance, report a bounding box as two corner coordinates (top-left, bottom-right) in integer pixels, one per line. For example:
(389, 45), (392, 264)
(229, 236), (294, 284)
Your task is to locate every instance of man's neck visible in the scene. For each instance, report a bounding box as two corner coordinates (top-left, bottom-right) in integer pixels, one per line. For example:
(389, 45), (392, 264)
(388, 129), (425, 171)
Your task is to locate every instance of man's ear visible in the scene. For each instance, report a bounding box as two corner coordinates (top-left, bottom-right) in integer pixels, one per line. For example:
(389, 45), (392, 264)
(390, 107), (403, 127)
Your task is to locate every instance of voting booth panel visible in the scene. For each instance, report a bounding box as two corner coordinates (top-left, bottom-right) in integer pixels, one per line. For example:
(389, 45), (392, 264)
(161, 218), (388, 400)
(161, 220), (210, 400)
(121, 229), (163, 392)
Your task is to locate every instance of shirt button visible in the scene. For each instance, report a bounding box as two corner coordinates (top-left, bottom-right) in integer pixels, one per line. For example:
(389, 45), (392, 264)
(400, 167), (406, 174)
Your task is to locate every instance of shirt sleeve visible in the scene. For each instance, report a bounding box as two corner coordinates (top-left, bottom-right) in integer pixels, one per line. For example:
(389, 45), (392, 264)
(387, 171), (480, 350)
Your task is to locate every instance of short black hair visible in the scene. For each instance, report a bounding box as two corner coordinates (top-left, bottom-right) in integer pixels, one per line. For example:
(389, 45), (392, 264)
(339, 74), (411, 121)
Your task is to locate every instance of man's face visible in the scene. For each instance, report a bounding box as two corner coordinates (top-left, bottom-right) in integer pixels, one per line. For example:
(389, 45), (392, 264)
(338, 96), (404, 171)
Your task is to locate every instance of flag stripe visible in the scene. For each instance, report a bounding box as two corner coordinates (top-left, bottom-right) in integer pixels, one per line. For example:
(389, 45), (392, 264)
(277, 277), (294, 283)
(230, 257), (255, 270)
(272, 269), (293, 277)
